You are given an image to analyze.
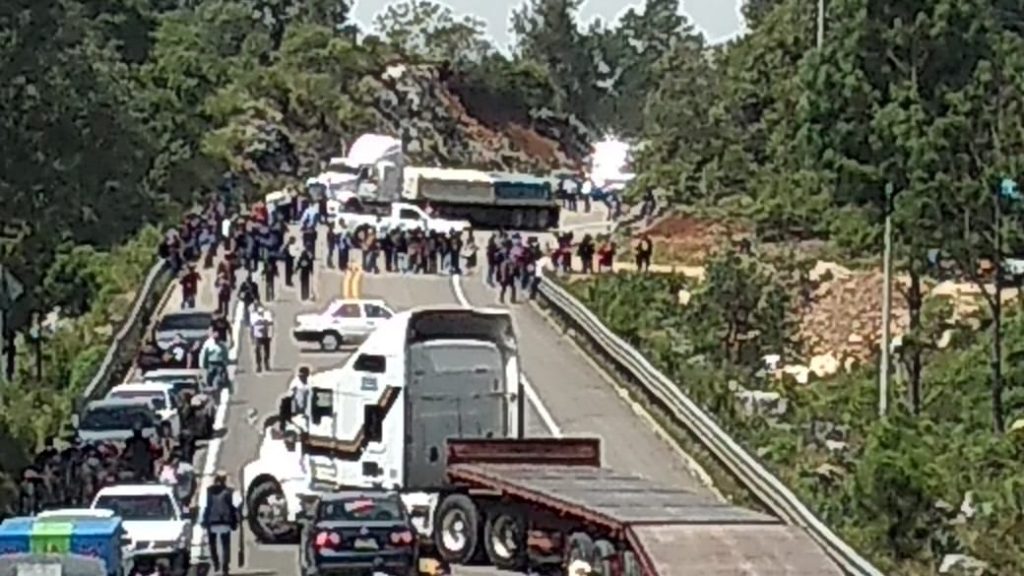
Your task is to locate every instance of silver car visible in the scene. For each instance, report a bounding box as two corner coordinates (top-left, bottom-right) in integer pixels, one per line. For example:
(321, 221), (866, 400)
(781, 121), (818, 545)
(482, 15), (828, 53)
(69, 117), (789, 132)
(74, 398), (160, 444)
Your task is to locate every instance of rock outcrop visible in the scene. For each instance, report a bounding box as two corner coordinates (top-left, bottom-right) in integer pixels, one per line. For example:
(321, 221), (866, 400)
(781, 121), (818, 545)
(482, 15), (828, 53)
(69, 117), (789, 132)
(369, 64), (586, 172)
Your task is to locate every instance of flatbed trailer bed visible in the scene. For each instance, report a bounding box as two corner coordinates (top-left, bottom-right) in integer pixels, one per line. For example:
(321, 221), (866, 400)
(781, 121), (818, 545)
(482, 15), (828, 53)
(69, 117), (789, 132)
(439, 438), (844, 576)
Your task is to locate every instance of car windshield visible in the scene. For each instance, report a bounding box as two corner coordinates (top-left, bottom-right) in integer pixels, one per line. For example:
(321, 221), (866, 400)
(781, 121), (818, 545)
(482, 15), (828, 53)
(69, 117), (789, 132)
(319, 497), (403, 522)
(156, 313), (211, 333)
(80, 405), (156, 431)
(94, 494), (176, 521)
(109, 390), (167, 410)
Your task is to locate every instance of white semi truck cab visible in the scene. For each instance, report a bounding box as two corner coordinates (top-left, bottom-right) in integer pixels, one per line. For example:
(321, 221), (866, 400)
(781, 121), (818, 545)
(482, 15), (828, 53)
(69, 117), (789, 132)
(241, 306), (524, 543)
(307, 133), (403, 206)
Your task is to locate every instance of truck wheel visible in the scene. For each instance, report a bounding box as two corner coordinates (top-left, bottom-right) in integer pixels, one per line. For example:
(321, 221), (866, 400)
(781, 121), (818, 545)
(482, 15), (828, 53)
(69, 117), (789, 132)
(621, 550), (641, 576)
(592, 539), (615, 576)
(565, 532), (595, 565)
(319, 332), (342, 351)
(433, 494), (480, 564)
(483, 513), (527, 570)
(247, 478), (297, 543)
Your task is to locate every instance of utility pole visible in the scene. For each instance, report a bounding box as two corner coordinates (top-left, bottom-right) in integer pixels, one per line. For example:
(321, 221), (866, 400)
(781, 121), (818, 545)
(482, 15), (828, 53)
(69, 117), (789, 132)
(817, 0), (825, 49)
(879, 183), (894, 417)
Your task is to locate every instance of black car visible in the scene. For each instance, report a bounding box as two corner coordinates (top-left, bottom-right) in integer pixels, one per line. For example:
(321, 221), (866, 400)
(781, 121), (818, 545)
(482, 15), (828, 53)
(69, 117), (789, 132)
(299, 491), (418, 576)
(154, 311), (212, 351)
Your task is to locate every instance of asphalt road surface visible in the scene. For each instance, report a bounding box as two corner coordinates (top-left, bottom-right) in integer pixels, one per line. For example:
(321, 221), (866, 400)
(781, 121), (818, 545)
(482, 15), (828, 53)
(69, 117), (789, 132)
(202, 207), (719, 576)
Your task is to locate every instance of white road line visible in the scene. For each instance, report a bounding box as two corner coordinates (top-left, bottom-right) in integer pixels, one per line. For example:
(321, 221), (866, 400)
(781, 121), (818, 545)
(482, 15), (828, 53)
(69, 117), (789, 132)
(450, 274), (563, 438)
(189, 300), (244, 560)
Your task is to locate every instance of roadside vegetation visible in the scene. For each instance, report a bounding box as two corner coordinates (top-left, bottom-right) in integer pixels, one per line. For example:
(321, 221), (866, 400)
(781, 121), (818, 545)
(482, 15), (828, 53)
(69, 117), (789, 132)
(565, 0), (1024, 572)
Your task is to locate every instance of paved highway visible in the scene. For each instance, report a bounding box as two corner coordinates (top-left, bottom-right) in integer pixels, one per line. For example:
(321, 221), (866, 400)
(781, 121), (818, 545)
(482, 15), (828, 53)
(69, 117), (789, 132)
(192, 207), (719, 575)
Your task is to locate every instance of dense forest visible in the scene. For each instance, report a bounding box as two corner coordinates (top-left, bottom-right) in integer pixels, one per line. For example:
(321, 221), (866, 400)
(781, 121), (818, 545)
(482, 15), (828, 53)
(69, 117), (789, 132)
(3, 0), (1024, 572)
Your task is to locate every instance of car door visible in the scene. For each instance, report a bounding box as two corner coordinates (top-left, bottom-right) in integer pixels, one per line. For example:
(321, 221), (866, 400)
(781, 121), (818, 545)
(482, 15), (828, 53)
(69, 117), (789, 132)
(332, 303), (364, 337)
(361, 303), (393, 337)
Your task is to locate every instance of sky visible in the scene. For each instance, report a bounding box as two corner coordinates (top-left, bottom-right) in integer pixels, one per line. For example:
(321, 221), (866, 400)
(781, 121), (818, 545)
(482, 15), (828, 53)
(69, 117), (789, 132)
(350, 0), (748, 49)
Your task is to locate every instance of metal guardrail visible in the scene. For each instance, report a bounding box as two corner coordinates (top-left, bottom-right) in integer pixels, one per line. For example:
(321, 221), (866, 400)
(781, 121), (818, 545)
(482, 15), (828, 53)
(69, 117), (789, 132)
(535, 268), (884, 576)
(79, 260), (172, 406)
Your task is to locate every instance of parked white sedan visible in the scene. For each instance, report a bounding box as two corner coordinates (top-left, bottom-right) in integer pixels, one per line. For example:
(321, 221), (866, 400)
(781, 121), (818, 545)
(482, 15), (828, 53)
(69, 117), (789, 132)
(292, 298), (394, 351)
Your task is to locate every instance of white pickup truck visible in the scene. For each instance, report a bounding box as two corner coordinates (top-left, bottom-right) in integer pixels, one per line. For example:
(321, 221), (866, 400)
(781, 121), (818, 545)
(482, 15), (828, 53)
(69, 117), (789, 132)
(335, 201), (470, 234)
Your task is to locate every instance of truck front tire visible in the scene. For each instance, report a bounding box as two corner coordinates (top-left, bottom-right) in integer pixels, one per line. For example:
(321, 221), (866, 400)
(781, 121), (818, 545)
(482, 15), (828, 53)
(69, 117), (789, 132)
(433, 494), (481, 564)
(246, 479), (298, 543)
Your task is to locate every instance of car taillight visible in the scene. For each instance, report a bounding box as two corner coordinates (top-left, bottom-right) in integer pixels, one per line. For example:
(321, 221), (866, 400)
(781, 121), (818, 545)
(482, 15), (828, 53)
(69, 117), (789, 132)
(389, 530), (414, 546)
(314, 530), (341, 549)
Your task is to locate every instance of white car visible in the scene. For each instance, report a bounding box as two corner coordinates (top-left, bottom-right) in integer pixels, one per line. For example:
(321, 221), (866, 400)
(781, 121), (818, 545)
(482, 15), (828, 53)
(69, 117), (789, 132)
(91, 484), (191, 571)
(37, 508), (117, 521)
(106, 382), (181, 438)
(292, 299), (394, 351)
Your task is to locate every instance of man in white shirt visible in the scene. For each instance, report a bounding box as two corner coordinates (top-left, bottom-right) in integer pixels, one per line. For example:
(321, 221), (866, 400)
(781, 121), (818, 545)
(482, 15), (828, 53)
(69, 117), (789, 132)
(251, 304), (274, 372)
(288, 366), (311, 421)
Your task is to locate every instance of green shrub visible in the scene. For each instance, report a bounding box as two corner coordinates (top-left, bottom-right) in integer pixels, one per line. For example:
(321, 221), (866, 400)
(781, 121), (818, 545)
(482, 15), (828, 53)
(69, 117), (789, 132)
(0, 226), (161, 514)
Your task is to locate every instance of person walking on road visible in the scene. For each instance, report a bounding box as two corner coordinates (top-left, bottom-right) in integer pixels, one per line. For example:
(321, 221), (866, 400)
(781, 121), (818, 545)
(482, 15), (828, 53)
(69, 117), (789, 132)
(250, 304), (274, 372)
(262, 254), (277, 300)
(297, 248), (314, 301)
(200, 326), (230, 391)
(283, 236), (298, 287)
(238, 273), (259, 326)
(497, 252), (518, 304)
(202, 471), (240, 576)
(180, 264), (200, 309)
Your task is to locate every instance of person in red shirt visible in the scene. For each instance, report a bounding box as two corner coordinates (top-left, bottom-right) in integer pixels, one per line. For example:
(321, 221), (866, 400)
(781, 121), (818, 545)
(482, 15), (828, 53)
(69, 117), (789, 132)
(180, 264), (200, 309)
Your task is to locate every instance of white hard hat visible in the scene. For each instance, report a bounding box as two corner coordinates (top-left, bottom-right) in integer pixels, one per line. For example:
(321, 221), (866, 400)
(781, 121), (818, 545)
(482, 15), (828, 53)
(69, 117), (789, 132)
(568, 559), (592, 576)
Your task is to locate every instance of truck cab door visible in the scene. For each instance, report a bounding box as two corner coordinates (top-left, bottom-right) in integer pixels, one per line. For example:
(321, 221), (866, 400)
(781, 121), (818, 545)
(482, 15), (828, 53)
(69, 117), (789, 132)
(397, 207), (425, 230)
(308, 387), (336, 440)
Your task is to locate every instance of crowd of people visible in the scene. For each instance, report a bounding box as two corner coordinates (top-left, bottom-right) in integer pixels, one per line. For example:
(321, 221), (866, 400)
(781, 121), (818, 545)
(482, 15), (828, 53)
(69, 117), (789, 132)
(16, 426), (193, 517)
(10, 199), (235, 519)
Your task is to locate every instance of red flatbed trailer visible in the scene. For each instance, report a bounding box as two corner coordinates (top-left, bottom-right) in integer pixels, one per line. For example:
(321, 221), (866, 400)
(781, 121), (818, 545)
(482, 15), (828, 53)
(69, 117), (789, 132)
(438, 438), (844, 575)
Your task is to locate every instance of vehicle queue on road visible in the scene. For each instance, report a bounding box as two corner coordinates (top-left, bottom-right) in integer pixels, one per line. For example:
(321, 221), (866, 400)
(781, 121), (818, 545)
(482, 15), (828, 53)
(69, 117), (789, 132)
(1, 185), (617, 576)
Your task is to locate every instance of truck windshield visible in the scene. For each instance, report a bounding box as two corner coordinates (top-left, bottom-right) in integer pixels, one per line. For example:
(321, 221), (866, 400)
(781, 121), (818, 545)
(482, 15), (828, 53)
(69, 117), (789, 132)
(319, 497), (403, 522)
(325, 161), (361, 175)
(80, 405), (157, 430)
(94, 494), (176, 520)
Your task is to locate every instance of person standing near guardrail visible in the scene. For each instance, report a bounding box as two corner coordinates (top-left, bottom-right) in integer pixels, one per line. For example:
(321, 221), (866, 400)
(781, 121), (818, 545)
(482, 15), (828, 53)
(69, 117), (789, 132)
(634, 233), (653, 272)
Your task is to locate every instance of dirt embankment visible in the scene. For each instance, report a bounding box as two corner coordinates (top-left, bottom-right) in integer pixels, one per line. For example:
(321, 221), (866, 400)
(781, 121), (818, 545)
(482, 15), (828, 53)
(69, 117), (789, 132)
(639, 214), (996, 369)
